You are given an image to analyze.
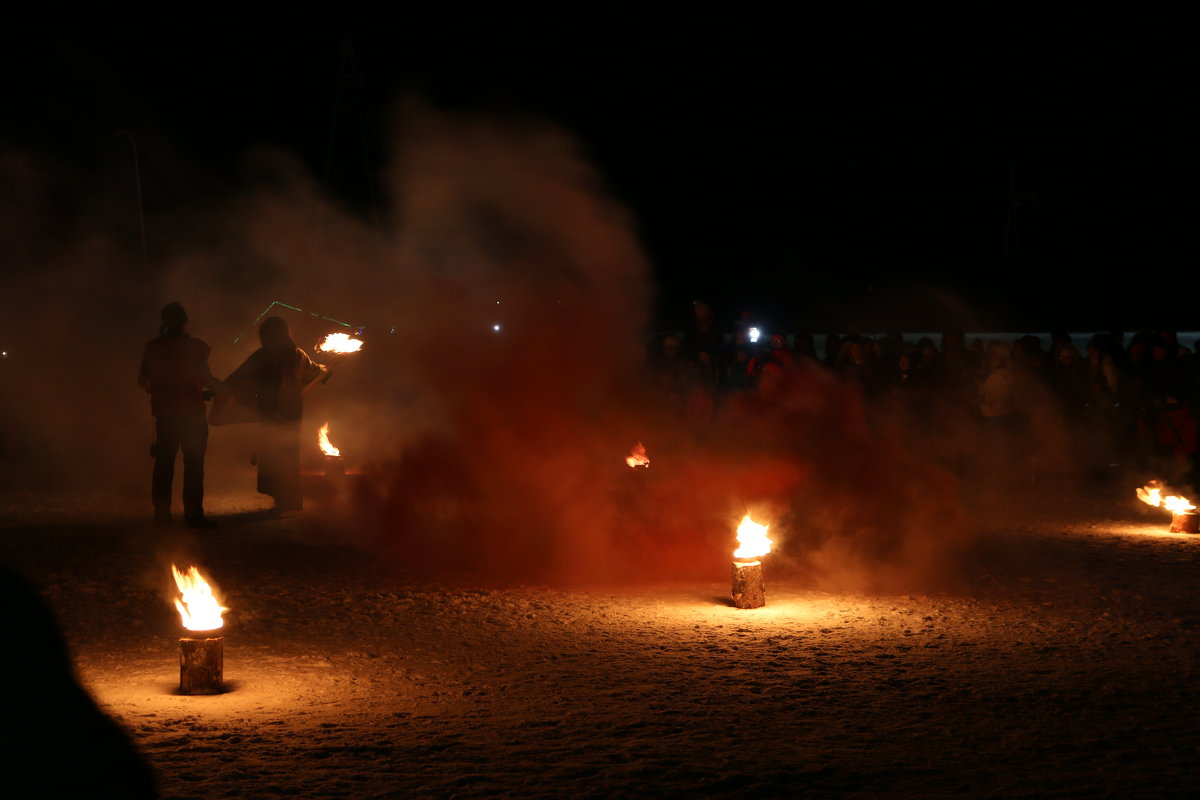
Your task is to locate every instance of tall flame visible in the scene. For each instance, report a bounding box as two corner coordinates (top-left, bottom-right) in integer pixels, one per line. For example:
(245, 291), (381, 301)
(625, 442), (649, 468)
(316, 332), (363, 354)
(1136, 482), (1195, 514)
(318, 422), (340, 457)
(733, 514), (772, 560)
(172, 565), (228, 631)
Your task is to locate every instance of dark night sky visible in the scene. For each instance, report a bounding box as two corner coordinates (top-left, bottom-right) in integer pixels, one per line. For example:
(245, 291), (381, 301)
(2, 4), (1193, 332)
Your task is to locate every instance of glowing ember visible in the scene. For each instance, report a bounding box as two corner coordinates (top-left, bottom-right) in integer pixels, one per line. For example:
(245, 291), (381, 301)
(318, 422), (341, 457)
(316, 332), (363, 354)
(733, 514), (772, 560)
(625, 442), (649, 468)
(172, 565), (228, 632)
(1136, 482), (1195, 514)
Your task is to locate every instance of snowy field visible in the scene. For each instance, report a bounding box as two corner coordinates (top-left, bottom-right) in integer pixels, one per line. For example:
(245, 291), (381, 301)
(2, 466), (1198, 799)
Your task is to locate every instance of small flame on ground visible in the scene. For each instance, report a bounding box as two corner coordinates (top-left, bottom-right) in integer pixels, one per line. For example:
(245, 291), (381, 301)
(318, 422), (341, 457)
(734, 514), (772, 560)
(316, 332), (363, 354)
(1136, 481), (1195, 514)
(626, 442), (649, 468)
(172, 565), (228, 631)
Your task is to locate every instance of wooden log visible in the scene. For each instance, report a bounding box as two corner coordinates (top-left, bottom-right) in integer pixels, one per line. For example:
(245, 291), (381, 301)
(1170, 512), (1199, 533)
(731, 560), (766, 609)
(324, 455), (346, 478)
(179, 635), (224, 694)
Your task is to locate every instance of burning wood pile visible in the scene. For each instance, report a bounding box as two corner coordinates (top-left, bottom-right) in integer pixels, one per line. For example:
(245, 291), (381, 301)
(172, 565), (228, 695)
(319, 422), (345, 477)
(1136, 481), (1198, 533)
(731, 514), (772, 609)
(622, 443), (777, 609)
(625, 442), (649, 469)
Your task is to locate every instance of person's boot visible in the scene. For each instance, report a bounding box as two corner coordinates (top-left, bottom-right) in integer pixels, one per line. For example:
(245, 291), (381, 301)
(153, 507), (171, 527)
(184, 514), (218, 529)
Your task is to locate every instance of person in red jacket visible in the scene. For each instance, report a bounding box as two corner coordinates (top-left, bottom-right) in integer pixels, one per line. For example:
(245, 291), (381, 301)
(137, 302), (225, 528)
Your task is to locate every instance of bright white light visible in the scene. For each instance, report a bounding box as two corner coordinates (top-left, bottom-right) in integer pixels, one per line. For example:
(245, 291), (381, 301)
(492, 323), (502, 332)
(748, 327), (761, 343)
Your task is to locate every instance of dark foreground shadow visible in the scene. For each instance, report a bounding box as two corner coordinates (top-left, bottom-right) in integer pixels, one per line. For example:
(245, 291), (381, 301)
(0, 566), (158, 798)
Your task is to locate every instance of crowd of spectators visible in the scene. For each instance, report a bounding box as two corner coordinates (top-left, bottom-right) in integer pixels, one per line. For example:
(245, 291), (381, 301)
(646, 301), (1200, 489)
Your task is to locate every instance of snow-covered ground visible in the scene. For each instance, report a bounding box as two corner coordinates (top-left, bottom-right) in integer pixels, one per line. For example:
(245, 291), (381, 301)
(2, 466), (1198, 799)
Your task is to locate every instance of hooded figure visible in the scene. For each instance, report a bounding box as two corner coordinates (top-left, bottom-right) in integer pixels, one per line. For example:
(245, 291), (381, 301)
(224, 317), (328, 512)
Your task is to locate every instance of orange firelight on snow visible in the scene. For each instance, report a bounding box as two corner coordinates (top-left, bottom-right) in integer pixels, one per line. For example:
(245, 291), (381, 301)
(733, 514), (772, 560)
(318, 422), (341, 457)
(626, 442), (650, 468)
(1136, 482), (1195, 514)
(172, 565), (228, 632)
(316, 332), (363, 354)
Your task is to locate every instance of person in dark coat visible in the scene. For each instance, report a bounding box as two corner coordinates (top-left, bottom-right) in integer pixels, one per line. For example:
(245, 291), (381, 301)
(225, 317), (328, 512)
(137, 302), (225, 528)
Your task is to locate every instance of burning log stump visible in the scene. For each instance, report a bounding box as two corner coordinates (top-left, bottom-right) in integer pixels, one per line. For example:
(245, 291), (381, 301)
(179, 634), (224, 694)
(731, 560), (766, 609)
(1170, 511), (1199, 533)
(324, 454), (346, 478)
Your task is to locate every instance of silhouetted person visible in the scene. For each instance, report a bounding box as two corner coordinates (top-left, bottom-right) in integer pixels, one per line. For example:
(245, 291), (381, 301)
(748, 333), (798, 395)
(879, 331), (905, 375)
(1, 567), (158, 798)
(1010, 334), (1048, 377)
(792, 333), (818, 362)
(1083, 334), (1122, 471)
(226, 317), (328, 513)
(648, 334), (688, 411)
(893, 351), (924, 392)
(822, 334), (842, 368)
(1049, 344), (1088, 416)
(916, 337), (941, 381)
(976, 339), (1028, 478)
(1140, 336), (1198, 478)
(681, 299), (722, 364)
(137, 302), (224, 528)
(718, 329), (757, 394)
(836, 336), (882, 396)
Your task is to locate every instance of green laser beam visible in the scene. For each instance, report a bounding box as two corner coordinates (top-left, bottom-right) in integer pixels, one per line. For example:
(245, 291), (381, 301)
(236, 300), (356, 343)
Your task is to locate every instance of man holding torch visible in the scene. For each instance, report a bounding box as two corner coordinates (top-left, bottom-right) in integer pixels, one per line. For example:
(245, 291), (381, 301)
(138, 302), (227, 528)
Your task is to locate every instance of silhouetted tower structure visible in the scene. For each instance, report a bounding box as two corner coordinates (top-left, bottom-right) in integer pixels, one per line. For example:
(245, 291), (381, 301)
(300, 35), (383, 306)
(1004, 161), (1026, 257)
(115, 130), (150, 274)
(323, 35), (380, 229)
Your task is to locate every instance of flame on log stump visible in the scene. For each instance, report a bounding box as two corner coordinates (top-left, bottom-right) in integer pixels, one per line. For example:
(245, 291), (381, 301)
(1170, 511), (1199, 533)
(180, 635), (224, 694)
(731, 560), (766, 609)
